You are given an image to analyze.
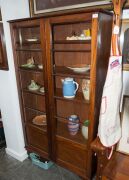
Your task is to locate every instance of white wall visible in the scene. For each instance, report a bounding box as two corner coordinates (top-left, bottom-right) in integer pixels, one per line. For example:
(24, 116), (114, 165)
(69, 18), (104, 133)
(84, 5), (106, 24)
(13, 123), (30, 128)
(0, 0), (30, 161)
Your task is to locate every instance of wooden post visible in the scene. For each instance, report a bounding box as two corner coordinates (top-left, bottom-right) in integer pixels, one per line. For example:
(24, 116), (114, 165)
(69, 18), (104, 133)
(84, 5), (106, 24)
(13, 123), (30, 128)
(112, 0), (126, 26)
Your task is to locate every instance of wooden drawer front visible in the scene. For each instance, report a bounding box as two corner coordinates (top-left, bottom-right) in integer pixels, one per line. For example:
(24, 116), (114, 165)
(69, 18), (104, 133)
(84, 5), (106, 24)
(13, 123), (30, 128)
(56, 138), (87, 172)
(26, 125), (48, 152)
(23, 92), (46, 112)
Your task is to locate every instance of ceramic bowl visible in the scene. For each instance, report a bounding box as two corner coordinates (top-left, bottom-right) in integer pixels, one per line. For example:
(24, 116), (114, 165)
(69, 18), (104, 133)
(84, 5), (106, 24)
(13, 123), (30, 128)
(38, 64), (43, 69)
(32, 115), (47, 126)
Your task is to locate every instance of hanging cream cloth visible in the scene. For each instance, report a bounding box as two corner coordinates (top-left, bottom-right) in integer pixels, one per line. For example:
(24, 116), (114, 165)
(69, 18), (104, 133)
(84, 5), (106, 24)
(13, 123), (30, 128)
(98, 0), (126, 159)
(98, 27), (122, 148)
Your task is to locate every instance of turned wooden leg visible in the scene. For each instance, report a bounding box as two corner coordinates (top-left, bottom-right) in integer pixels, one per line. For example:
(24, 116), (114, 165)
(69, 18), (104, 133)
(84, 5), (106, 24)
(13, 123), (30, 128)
(91, 137), (113, 180)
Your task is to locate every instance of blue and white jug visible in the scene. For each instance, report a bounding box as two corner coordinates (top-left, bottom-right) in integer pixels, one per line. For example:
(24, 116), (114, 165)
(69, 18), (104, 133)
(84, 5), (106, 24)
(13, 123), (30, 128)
(62, 77), (79, 98)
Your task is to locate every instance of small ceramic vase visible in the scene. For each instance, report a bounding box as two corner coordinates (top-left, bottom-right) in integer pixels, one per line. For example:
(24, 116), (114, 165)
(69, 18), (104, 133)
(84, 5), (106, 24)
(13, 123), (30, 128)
(21, 57), (35, 68)
(81, 120), (89, 139)
(82, 79), (90, 101)
(28, 80), (40, 91)
(68, 115), (79, 135)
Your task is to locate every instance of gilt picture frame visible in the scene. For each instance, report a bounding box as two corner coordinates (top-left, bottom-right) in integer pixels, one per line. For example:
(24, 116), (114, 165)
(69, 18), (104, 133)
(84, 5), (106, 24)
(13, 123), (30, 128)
(0, 23), (8, 70)
(29, 0), (112, 17)
(117, 95), (129, 155)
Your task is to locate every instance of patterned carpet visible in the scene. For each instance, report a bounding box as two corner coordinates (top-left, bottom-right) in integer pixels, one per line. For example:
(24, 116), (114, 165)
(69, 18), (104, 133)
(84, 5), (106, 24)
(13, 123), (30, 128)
(0, 148), (81, 180)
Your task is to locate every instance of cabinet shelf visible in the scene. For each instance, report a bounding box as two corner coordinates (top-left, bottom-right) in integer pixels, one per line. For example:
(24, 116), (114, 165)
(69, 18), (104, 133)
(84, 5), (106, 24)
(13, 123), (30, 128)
(16, 48), (42, 52)
(53, 40), (91, 44)
(54, 88), (89, 104)
(19, 66), (43, 73)
(24, 106), (45, 114)
(25, 122), (47, 133)
(55, 116), (84, 126)
(53, 66), (90, 79)
(56, 121), (87, 149)
(16, 40), (41, 45)
(52, 49), (91, 52)
(22, 88), (45, 96)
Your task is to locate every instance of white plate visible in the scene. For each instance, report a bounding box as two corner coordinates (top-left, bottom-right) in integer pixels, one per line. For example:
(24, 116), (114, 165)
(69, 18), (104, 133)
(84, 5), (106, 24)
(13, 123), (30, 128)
(67, 66), (90, 73)
(26, 38), (38, 42)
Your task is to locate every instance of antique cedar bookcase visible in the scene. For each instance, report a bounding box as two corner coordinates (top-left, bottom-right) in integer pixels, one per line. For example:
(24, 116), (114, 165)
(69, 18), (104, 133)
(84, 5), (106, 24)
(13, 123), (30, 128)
(10, 9), (113, 179)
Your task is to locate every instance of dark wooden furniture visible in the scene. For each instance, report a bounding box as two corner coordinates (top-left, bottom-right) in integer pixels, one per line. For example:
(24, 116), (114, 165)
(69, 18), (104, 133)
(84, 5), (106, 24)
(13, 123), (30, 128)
(0, 112), (6, 148)
(102, 152), (129, 180)
(0, 23), (8, 70)
(10, 9), (113, 179)
(91, 137), (115, 180)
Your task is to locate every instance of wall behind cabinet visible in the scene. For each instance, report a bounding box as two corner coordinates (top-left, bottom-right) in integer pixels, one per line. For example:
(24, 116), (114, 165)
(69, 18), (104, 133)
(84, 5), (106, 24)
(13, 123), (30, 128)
(0, 0), (30, 161)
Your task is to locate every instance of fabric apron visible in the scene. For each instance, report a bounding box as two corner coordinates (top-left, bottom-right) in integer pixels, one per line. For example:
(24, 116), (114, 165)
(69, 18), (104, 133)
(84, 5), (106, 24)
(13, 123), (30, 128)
(98, 25), (122, 158)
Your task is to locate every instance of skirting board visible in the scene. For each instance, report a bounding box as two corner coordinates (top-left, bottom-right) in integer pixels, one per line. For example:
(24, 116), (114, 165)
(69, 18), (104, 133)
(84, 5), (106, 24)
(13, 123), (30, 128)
(6, 147), (28, 162)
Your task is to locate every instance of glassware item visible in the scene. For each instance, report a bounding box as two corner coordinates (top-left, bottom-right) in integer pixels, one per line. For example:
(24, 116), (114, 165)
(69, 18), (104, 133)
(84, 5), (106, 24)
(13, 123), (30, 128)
(67, 115), (79, 135)
(81, 120), (89, 139)
(83, 29), (91, 37)
(82, 79), (90, 100)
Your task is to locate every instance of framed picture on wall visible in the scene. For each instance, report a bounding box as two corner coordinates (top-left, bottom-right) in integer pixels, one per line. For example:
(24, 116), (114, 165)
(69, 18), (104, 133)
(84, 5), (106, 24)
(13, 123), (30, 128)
(117, 95), (129, 155)
(0, 9), (2, 21)
(0, 23), (8, 70)
(29, 0), (112, 17)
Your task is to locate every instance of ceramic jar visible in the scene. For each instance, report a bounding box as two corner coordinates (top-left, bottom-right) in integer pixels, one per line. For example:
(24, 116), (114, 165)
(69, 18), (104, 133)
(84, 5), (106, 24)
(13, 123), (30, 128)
(62, 78), (79, 98)
(82, 79), (90, 101)
(81, 120), (89, 139)
(68, 115), (79, 135)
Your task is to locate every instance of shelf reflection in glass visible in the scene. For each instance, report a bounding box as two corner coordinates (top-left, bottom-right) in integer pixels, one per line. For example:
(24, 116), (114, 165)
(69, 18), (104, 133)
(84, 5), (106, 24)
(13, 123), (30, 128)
(56, 119), (87, 147)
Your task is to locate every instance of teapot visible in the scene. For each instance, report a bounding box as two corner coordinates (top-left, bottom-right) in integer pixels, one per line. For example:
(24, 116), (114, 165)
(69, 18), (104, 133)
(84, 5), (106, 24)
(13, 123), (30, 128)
(61, 77), (79, 98)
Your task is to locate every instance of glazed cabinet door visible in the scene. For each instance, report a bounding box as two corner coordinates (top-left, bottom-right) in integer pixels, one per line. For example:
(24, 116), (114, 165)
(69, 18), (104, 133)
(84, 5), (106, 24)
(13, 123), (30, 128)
(45, 11), (113, 179)
(46, 13), (93, 179)
(10, 19), (50, 159)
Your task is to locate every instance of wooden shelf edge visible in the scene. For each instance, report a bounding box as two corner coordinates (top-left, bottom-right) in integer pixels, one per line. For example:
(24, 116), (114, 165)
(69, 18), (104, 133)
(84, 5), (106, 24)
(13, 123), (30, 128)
(25, 123), (47, 134)
(53, 40), (91, 44)
(16, 48), (42, 52)
(52, 49), (91, 52)
(19, 66), (43, 73)
(24, 106), (46, 114)
(22, 88), (45, 96)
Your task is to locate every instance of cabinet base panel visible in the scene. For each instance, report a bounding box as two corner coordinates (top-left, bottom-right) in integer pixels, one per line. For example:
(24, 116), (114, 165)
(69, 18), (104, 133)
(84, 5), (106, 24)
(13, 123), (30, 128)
(57, 159), (88, 179)
(26, 145), (49, 160)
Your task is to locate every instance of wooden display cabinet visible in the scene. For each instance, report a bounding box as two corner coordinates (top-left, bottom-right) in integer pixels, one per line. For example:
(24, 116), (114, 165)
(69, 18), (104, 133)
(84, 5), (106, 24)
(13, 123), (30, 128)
(10, 19), (51, 159)
(10, 9), (113, 179)
(46, 12), (113, 179)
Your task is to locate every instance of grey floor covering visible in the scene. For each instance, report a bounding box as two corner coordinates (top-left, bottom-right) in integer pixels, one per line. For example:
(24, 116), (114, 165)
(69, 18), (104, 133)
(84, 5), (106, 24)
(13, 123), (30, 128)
(0, 147), (81, 180)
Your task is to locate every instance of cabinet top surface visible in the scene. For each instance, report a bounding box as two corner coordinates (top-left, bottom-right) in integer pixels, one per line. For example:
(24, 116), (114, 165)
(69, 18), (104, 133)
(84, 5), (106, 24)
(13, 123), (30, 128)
(8, 8), (113, 24)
